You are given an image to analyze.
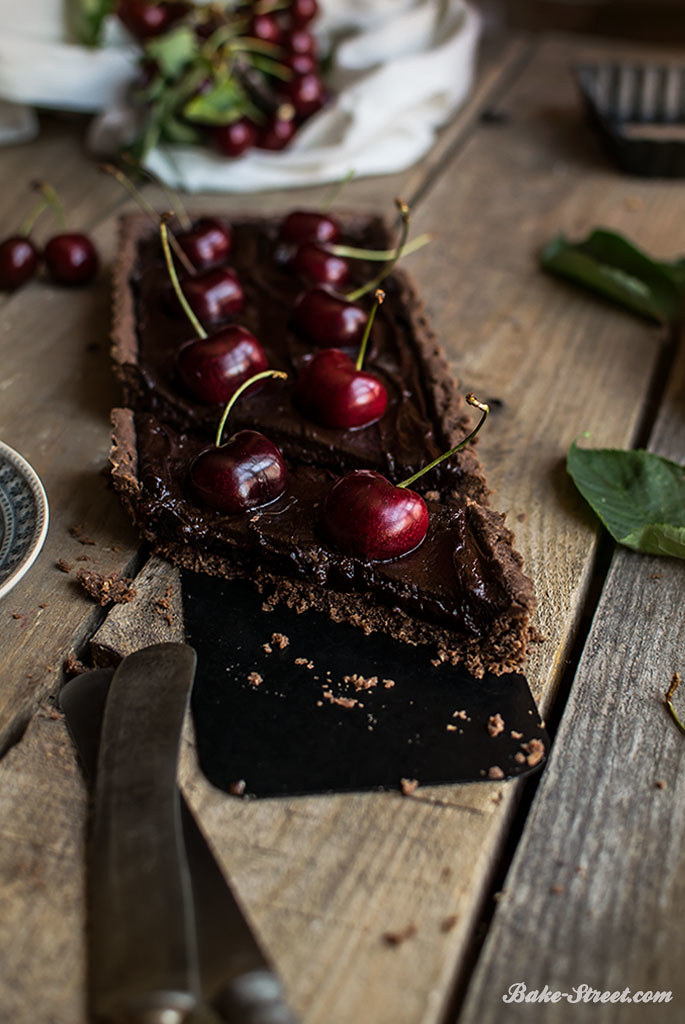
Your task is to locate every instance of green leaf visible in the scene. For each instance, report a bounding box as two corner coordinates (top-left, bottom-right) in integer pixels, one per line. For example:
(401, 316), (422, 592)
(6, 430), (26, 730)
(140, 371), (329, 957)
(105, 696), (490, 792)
(183, 77), (246, 125)
(145, 26), (198, 79)
(540, 228), (685, 324)
(567, 441), (685, 558)
(68, 0), (115, 46)
(160, 116), (202, 146)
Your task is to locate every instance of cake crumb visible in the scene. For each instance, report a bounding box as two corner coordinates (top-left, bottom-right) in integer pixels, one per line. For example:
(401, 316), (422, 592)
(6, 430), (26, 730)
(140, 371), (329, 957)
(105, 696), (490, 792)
(431, 658), (441, 667)
(229, 780), (246, 796)
(383, 678), (395, 689)
(271, 632), (289, 649)
(550, 884), (565, 895)
(383, 923), (417, 947)
(487, 766), (505, 780)
(344, 673), (378, 691)
(56, 559), (73, 573)
(446, 724), (457, 732)
(295, 657), (315, 669)
(11, 612), (22, 620)
(68, 523), (96, 546)
(64, 652), (88, 677)
(624, 195), (643, 211)
(521, 738), (545, 767)
(487, 713), (505, 737)
(76, 554), (90, 562)
(38, 602), (48, 610)
(322, 689), (359, 709)
(510, 730), (523, 739)
(247, 672), (263, 687)
(655, 779), (666, 790)
(424, 490), (440, 502)
(400, 778), (419, 796)
(75, 570), (137, 606)
(514, 752), (526, 764)
(453, 710), (467, 720)
(262, 643), (273, 654)
(440, 915), (459, 933)
(516, 512), (527, 523)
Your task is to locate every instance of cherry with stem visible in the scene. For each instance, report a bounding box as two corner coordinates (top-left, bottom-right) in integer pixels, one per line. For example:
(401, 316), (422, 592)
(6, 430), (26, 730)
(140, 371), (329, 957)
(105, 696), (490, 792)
(0, 193), (49, 291)
(34, 181), (99, 286)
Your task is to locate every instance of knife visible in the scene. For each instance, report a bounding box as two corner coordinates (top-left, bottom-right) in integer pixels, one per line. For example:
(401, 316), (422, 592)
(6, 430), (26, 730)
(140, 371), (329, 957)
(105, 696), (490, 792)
(61, 644), (299, 1024)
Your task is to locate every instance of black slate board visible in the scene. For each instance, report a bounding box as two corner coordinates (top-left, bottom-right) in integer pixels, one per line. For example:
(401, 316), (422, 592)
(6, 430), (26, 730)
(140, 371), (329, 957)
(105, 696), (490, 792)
(184, 571), (548, 798)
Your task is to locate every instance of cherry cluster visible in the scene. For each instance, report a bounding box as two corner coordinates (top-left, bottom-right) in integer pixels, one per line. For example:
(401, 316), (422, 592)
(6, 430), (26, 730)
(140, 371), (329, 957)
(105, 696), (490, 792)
(115, 0), (324, 160)
(0, 186), (99, 292)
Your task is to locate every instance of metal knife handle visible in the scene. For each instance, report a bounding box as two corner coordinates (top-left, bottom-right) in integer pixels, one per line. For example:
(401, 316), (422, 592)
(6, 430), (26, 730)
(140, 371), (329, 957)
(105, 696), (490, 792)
(214, 970), (300, 1024)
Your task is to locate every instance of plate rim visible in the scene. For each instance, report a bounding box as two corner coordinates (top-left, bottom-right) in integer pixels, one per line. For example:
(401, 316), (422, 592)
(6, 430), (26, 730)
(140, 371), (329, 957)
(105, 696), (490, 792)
(0, 440), (49, 600)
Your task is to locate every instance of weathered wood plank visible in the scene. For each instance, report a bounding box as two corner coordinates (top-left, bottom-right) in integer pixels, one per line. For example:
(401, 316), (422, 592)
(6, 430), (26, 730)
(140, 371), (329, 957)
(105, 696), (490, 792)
(457, 335), (685, 1022)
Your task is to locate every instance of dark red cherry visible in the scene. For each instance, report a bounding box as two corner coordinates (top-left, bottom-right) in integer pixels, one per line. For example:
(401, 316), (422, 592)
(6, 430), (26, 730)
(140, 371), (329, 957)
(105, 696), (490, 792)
(284, 28), (316, 55)
(117, 1), (187, 39)
(282, 72), (325, 117)
(321, 470), (429, 561)
(292, 287), (366, 347)
(257, 114), (297, 151)
(44, 233), (99, 286)
(290, 0), (319, 27)
(177, 218), (231, 270)
(295, 349), (387, 429)
(279, 210), (340, 246)
(250, 13), (283, 44)
(189, 430), (286, 514)
(294, 243), (349, 286)
(212, 118), (258, 157)
(176, 267), (244, 325)
(285, 51), (316, 76)
(177, 325), (268, 404)
(0, 236), (40, 290)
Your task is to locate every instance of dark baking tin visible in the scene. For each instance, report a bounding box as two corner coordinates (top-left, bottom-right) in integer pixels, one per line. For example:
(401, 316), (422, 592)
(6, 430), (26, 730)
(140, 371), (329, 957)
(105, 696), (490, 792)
(576, 61), (685, 177)
(185, 572), (548, 798)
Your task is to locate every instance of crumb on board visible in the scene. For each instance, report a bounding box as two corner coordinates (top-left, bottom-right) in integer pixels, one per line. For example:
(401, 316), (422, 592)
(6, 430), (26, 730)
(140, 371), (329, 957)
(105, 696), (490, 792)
(271, 632), (289, 649)
(487, 713), (505, 737)
(521, 738), (545, 767)
(38, 602), (48, 609)
(400, 778), (419, 796)
(56, 559), (73, 573)
(76, 554), (90, 562)
(488, 766), (505, 780)
(247, 672), (263, 687)
(383, 923), (417, 947)
(64, 652), (88, 677)
(68, 523), (96, 546)
(655, 779), (666, 790)
(229, 780), (246, 796)
(75, 569), (137, 606)
(154, 584), (175, 626)
(440, 915), (459, 933)
(11, 612), (22, 620)
(550, 884), (565, 895)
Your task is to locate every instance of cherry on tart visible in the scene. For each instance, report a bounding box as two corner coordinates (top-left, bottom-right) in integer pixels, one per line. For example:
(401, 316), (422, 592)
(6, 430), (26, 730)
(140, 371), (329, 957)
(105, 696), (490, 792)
(294, 289), (387, 428)
(294, 242), (349, 287)
(179, 267), (244, 325)
(176, 218), (232, 271)
(279, 210), (340, 246)
(321, 395), (490, 561)
(189, 370), (288, 514)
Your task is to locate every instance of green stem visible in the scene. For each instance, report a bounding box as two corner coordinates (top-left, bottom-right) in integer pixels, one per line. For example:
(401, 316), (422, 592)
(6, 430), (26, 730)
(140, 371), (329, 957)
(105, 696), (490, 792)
(346, 198), (410, 303)
(160, 218), (207, 340)
(398, 395), (490, 489)
(322, 169), (355, 213)
(250, 55), (293, 81)
(229, 36), (284, 58)
(123, 154), (192, 231)
(32, 181), (66, 230)
(666, 699), (685, 735)
(327, 233), (434, 262)
(215, 369), (288, 447)
(19, 197), (49, 237)
(665, 672), (685, 734)
(355, 289), (384, 371)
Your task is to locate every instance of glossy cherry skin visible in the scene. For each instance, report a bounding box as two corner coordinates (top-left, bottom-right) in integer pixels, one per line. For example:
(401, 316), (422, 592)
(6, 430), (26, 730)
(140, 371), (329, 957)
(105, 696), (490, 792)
(290, 0), (319, 26)
(284, 28), (316, 55)
(282, 72), (325, 117)
(174, 267), (244, 326)
(176, 325), (268, 404)
(250, 13), (283, 45)
(294, 243), (349, 287)
(279, 210), (340, 246)
(0, 237), (40, 290)
(285, 52), (316, 76)
(293, 287), (366, 347)
(257, 115), (297, 151)
(212, 118), (258, 157)
(322, 470), (429, 561)
(44, 233), (99, 286)
(117, 1), (187, 39)
(177, 218), (231, 271)
(295, 349), (387, 429)
(189, 431), (287, 514)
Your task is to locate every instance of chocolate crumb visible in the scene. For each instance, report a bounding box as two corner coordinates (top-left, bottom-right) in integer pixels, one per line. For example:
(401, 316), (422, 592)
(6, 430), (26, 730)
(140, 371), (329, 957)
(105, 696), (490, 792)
(515, 752), (526, 764)
(446, 724), (457, 732)
(11, 612), (22, 620)
(424, 490), (440, 502)
(510, 730), (523, 739)
(64, 652), (88, 677)
(38, 602), (48, 609)
(440, 915), (459, 933)
(453, 710), (467, 720)
(383, 923), (417, 947)
(521, 738), (545, 767)
(271, 632), (289, 649)
(68, 523), (96, 545)
(322, 689), (359, 709)
(75, 569), (137, 606)
(550, 884), (565, 894)
(344, 673), (378, 691)
(487, 713), (505, 737)
(400, 778), (419, 796)
(247, 672), (263, 687)
(76, 554), (90, 562)
(263, 643), (273, 654)
(229, 780), (246, 796)
(383, 678), (395, 689)
(487, 766), (505, 780)
(56, 559), (73, 573)
(655, 779), (666, 790)
(516, 512), (527, 523)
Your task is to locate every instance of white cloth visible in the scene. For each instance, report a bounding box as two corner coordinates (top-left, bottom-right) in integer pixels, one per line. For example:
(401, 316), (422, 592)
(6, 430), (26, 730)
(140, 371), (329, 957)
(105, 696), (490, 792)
(0, 0), (479, 192)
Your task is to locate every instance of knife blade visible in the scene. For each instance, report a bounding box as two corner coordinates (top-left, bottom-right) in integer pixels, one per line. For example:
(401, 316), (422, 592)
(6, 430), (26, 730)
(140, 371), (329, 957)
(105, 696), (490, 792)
(61, 648), (299, 1024)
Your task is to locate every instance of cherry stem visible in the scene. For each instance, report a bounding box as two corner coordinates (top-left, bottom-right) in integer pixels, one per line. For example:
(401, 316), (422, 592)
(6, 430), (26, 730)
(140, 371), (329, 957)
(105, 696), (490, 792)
(160, 217), (207, 340)
(122, 154), (192, 231)
(100, 163), (196, 275)
(32, 181), (66, 231)
(19, 196), (49, 237)
(397, 395), (490, 489)
(321, 169), (355, 213)
(665, 672), (685, 735)
(355, 289), (384, 371)
(326, 233), (434, 262)
(346, 198), (410, 303)
(215, 369), (288, 448)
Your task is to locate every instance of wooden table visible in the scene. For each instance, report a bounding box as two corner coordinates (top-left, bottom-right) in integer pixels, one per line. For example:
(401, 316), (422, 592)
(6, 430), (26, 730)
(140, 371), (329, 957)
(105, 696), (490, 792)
(1, 31), (684, 1024)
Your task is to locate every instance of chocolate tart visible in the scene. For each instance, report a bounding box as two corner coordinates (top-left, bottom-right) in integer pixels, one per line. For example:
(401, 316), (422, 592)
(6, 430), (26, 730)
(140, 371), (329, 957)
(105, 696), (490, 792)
(111, 409), (536, 678)
(111, 212), (488, 503)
